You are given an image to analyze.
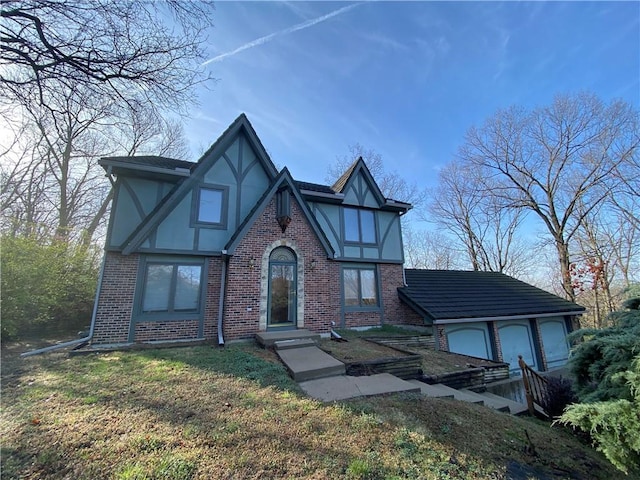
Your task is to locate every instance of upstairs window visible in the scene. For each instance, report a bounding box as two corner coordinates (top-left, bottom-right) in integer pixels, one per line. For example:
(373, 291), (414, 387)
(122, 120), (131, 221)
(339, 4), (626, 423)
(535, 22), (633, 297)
(343, 267), (378, 308)
(195, 186), (227, 226)
(344, 208), (376, 244)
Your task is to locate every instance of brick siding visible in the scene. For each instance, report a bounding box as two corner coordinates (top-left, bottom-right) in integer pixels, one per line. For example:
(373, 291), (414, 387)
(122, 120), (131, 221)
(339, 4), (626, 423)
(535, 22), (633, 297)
(92, 192), (410, 345)
(489, 321), (503, 362)
(223, 193), (341, 341)
(436, 325), (448, 351)
(92, 252), (138, 344)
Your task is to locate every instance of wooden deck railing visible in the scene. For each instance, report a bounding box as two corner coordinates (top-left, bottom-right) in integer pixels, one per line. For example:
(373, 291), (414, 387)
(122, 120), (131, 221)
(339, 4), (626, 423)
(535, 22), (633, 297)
(518, 355), (549, 418)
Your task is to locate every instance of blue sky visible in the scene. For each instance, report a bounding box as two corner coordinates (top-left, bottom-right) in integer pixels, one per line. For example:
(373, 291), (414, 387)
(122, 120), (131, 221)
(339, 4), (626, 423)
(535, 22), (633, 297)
(185, 1), (639, 191)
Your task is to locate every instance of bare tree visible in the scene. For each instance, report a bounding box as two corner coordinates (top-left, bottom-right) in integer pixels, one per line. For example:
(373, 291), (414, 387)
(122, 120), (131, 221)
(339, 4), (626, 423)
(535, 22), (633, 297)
(1, 0), (215, 111)
(459, 92), (639, 301)
(428, 160), (533, 276)
(1, 0), (212, 245)
(1, 86), (190, 244)
(402, 226), (460, 270)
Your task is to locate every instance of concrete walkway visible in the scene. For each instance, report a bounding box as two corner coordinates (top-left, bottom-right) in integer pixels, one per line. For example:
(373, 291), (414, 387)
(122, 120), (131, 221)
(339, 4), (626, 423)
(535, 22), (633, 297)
(273, 339), (421, 401)
(299, 373), (421, 402)
(267, 332), (527, 412)
(277, 345), (345, 381)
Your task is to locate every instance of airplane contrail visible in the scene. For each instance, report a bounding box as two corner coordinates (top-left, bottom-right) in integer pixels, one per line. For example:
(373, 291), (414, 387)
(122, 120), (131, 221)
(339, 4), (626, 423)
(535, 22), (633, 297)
(202, 3), (361, 66)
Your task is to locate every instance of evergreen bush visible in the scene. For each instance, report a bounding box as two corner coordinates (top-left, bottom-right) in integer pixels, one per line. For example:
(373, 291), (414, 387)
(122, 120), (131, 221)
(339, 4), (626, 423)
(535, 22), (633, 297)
(558, 299), (640, 474)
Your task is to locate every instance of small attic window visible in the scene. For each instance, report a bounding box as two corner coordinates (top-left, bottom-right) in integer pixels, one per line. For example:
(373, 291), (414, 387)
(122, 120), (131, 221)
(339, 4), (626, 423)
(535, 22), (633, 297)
(195, 185), (228, 227)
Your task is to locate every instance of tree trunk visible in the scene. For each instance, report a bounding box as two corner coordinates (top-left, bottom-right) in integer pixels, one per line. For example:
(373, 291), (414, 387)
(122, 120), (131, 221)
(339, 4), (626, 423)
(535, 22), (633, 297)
(556, 239), (576, 302)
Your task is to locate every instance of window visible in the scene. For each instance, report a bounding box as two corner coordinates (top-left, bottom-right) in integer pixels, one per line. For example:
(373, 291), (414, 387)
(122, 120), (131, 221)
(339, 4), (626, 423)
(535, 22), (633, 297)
(196, 186), (226, 225)
(344, 208), (376, 244)
(141, 262), (203, 315)
(343, 267), (378, 307)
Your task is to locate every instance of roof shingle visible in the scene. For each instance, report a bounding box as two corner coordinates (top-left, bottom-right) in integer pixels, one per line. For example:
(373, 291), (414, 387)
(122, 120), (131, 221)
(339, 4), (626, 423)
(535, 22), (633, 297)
(399, 269), (585, 321)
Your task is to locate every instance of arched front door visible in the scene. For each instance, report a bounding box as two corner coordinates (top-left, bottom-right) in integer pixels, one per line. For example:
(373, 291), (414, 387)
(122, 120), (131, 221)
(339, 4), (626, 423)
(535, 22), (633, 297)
(268, 247), (297, 329)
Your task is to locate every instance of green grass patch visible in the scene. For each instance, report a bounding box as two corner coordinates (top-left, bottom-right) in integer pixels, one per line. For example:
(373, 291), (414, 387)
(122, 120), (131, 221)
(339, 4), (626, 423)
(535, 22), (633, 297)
(1, 342), (621, 479)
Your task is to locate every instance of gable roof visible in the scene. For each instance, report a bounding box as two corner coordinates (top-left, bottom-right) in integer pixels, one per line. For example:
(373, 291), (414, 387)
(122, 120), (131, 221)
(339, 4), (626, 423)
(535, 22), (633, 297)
(120, 114), (278, 254)
(225, 167), (334, 256)
(332, 157), (386, 206)
(399, 269), (585, 323)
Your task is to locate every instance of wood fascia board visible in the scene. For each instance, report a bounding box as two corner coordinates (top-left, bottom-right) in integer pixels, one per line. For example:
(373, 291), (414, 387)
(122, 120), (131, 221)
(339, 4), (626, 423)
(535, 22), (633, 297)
(120, 115), (275, 255)
(431, 310), (586, 325)
(98, 159), (191, 178)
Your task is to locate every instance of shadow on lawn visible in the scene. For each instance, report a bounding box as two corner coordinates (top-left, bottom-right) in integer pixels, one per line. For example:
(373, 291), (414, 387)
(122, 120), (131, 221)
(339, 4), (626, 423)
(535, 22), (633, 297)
(137, 343), (302, 393)
(1, 342), (620, 480)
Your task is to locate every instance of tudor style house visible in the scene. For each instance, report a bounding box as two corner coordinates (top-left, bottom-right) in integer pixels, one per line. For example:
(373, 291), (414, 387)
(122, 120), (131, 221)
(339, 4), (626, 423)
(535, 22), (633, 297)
(91, 113), (583, 374)
(92, 114), (416, 346)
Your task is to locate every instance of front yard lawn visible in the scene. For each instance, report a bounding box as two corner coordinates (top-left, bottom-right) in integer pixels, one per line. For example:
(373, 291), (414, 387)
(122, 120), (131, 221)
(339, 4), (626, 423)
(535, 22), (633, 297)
(1, 340), (620, 479)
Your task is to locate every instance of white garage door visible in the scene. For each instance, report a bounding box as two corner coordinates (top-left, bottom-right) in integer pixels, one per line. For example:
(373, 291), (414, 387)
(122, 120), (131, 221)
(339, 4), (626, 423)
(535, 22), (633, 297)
(445, 322), (492, 360)
(539, 317), (570, 369)
(498, 320), (537, 373)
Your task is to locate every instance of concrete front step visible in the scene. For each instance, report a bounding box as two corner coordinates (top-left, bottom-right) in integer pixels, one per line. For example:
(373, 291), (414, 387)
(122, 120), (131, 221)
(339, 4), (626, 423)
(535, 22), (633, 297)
(461, 389), (510, 412)
(300, 373), (421, 402)
(274, 338), (317, 350)
(407, 380), (455, 399)
(255, 329), (321, 348)
(277, 346), (345, 381)
(475, 391), (529, 415)
(408, 380), (528, 415)
(408, 380), (484, 404)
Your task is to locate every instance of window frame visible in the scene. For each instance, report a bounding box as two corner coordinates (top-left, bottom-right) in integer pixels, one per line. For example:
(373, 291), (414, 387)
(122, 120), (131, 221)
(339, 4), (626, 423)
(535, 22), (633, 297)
(192, 184), (229, 228)
(343, 207), (377, 245)
(135, 257), (206, 321)
(342, 265), (379, 310)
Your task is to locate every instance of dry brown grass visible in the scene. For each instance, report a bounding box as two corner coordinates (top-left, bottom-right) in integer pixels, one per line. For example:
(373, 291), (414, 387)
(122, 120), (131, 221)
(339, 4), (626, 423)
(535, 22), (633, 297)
(1, 341), (619, 480)
(319, 337), (408, 362)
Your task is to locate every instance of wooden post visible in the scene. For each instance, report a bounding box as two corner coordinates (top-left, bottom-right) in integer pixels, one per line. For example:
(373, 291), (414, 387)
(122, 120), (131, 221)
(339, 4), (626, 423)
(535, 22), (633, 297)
(519, 355), (535, 416)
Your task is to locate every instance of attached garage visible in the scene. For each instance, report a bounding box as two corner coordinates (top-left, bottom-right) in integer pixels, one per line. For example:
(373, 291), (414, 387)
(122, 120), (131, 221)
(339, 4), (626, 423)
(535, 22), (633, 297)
(445, 322), (493, 360)
(398, 269), (585, 373)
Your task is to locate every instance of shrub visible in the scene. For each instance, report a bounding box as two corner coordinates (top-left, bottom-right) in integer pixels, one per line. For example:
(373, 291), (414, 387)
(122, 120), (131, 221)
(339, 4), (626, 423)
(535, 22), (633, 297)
(542, 376), (577, 418)
(567, 299), (640, 402)
(559, 356), (640, 476)
(1, 234), (99, 341)
(557, 299), (640, 475)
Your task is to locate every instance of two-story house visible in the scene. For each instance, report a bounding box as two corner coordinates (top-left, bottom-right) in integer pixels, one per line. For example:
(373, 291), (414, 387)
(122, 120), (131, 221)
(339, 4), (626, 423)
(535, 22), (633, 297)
(90, 113), (583, 374)
(91, 114), (418, 346)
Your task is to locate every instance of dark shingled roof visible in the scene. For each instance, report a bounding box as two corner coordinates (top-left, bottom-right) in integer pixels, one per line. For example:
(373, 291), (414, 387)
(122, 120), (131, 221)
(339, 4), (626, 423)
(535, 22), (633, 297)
(399, 269), (585, 321)
(101, 156), (195, 171)
(295, 181), (335, 194)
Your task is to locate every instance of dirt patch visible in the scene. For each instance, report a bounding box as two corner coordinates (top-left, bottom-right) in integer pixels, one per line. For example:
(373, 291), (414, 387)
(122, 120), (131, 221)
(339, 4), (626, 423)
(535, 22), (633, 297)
(413, 348), (504, 375)
(319, 337), (409, 362)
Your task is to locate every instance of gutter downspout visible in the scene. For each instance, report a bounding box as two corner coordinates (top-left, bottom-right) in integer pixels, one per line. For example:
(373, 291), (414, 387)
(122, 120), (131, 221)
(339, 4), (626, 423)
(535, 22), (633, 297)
(217, 251), (229, 346)
(21, 252), (107, 358)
